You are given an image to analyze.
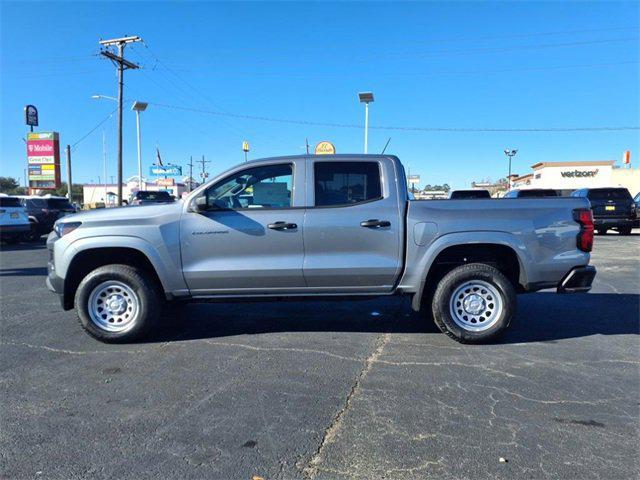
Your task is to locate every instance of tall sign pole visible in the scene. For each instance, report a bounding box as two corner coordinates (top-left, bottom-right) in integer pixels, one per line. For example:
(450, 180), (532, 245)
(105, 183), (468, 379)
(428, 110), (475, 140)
(99, 35), (141, 206)
(66, 145), (73, 201)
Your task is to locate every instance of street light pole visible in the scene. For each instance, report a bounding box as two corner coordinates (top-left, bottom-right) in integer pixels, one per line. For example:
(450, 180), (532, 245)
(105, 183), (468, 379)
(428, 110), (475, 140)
(135, 110), (142, 188)
(132, 101), (148, 190)
(358, 92), (374, 154)
(504, 148), (518, 188)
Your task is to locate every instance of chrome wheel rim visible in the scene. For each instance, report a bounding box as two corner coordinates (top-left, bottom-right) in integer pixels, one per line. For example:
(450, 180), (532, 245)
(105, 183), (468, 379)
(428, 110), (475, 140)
(449, 280), (503, 332)
(88, 281), (139, 333)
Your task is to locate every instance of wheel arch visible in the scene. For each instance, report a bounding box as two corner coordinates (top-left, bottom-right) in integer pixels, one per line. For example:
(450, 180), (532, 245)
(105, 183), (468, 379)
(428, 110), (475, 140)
(62, 246), (166, 310)
(411, 236), (526, 312)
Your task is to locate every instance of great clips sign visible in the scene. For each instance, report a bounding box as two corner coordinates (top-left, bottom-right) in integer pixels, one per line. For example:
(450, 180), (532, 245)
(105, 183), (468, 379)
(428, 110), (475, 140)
(26, 132), (61, 190)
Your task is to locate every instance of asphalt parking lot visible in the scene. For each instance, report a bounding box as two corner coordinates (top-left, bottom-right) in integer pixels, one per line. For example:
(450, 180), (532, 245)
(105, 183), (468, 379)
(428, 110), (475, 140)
(1, 232), (638, 480)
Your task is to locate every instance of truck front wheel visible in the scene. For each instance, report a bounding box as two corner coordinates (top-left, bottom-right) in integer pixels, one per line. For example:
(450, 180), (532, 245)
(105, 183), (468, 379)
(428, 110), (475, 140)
(74, 264), (160, 343)
(431, 263), (516, 343)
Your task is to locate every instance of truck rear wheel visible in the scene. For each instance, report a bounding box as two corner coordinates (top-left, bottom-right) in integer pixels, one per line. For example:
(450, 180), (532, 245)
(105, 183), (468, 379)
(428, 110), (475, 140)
(74, 264), (160, 343)
(431, 263), (516, 343)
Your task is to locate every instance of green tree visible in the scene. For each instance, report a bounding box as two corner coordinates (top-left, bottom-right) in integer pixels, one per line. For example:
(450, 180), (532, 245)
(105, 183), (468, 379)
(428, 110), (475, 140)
(0, 177), (26, 195)
(53, 183), (84, 203)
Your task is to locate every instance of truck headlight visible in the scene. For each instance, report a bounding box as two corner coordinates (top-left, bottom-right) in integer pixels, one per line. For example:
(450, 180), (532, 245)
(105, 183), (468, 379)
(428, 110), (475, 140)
(54, 221), (82, 238)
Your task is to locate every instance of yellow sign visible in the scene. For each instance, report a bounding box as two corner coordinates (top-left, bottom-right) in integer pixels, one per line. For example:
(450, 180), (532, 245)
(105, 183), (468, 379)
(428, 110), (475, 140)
(242, 140), (250, 152)
(315, 141), (335, 155)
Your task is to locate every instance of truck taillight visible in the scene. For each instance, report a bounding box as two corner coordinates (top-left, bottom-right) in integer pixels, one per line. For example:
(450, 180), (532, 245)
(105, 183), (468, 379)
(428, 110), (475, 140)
(573, 208), (594, 253)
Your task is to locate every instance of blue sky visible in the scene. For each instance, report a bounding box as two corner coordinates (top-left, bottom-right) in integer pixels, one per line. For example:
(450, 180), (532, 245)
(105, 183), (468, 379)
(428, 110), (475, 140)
(1, 1), (638, 189)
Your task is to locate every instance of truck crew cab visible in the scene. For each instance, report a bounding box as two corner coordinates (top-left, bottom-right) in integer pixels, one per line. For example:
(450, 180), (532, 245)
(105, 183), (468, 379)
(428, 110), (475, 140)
(47, 155), (596, 344)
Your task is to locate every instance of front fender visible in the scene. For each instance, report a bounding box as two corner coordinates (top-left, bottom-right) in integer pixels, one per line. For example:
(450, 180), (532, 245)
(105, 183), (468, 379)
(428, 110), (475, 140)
(55, 235), (187, 294)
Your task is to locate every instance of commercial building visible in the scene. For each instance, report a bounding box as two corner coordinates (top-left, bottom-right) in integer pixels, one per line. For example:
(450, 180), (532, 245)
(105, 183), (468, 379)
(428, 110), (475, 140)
(511, 160), (640, 196)
(82, 179), (191, 207)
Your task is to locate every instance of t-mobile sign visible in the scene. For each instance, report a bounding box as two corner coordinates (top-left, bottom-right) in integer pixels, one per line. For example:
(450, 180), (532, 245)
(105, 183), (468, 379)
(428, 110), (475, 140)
(26, 132), (61, 190)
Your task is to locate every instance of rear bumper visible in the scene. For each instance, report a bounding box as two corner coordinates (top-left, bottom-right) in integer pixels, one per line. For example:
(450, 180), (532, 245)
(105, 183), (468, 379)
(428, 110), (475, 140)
(593, 217), (638, 229)
(557, 265), (596, 293)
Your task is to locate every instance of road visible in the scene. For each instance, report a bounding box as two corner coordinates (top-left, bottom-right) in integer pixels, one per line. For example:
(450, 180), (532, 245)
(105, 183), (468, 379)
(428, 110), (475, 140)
(1, 232), (638, 479)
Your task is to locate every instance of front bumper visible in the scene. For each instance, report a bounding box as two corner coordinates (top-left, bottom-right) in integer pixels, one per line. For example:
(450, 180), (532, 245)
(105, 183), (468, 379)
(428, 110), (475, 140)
(46, 233), (65, 308)
(557, 265), (596, 293)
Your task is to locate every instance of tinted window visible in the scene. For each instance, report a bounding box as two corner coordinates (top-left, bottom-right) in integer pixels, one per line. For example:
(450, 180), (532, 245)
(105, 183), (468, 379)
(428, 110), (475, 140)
(136, 191), (172, 202)
(0, 197), (21, 207)
(45, 198), (74, 209)
(314, 162), (381, 207)
(25, 198), (46, 209)
(518, 189), (558, 198)
(450, 190), (491, 199)
(205, 163), (293, 209)
(586, 188), (632, 200)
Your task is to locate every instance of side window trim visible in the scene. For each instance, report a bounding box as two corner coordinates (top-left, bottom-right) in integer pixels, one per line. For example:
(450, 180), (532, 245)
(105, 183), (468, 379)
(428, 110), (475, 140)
(312, 161), (384, 208)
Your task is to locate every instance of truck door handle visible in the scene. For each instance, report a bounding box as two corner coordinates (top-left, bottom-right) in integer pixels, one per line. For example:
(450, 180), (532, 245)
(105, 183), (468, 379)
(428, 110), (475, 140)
(360, 219), (391, 228)
(267, 221), (298, 230)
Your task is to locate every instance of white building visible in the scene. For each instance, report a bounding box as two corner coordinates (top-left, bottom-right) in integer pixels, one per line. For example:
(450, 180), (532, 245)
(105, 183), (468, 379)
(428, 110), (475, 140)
(82, 179), (191, 207)
(511, 161), (640, 195)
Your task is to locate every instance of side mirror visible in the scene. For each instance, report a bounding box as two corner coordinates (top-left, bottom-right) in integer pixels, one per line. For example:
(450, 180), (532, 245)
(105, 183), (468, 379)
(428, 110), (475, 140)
(194, 196), (209, 212)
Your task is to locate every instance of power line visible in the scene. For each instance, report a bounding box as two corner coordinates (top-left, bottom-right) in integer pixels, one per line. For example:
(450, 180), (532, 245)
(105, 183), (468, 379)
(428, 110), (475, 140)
(147, 101), (639, 133)
(71, 108), (118, 151)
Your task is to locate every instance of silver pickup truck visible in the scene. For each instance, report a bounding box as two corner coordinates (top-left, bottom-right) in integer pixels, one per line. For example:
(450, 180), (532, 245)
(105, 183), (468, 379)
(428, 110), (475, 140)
(47, 154), (596, 344)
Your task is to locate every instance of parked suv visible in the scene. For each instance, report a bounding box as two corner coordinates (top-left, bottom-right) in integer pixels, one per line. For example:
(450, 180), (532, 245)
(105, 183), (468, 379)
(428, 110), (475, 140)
(21, 196), (76, 239)
(128, 190), (174, 206)
(571, 187), (637, 235)
(0, 196), (30, 244)
(503, 189), (559, 198)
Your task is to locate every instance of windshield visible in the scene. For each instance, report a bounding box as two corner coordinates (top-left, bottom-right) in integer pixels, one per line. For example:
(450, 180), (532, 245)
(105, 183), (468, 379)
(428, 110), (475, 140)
(587, 189), (632, 200)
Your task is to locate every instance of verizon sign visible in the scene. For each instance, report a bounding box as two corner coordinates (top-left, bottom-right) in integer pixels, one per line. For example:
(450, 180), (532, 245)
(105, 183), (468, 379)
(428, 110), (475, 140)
(560, 169), (599, 178)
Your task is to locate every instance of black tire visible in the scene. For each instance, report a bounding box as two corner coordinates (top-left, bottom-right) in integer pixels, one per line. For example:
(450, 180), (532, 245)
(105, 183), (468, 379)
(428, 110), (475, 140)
(74, 264), (160, 343)
(617, 227), (632, 235)
(431, 263), (516, 344)
(596, 228), (607, 235)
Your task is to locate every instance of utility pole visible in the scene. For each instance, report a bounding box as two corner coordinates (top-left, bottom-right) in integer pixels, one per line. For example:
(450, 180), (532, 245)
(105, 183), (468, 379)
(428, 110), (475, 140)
(65, 145), (73, 201)
(198, 155), (211, 183)
(99, 35), (141, 206)
(187, 156), (194, 192)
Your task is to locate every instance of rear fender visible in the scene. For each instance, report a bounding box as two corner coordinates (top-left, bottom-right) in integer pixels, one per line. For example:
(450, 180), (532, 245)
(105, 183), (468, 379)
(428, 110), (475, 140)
(402, 231), (529, 311)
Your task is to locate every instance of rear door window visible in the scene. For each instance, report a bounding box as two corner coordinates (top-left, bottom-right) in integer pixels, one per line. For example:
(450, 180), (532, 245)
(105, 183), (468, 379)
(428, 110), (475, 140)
(314, 162), (382, 207)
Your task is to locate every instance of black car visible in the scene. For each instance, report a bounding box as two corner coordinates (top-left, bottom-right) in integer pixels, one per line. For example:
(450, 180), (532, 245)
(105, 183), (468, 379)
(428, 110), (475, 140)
(449, 189), (491, 199)
(128, 190), (174, 206)
(571, 187), (638, 235)
(20, 196), (76, 238)
(503, 189), (559, 198)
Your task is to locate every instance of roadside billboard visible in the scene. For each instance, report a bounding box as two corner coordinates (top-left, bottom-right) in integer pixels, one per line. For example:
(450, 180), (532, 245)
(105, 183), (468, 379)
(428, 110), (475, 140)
(27, 132), (61, 191)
